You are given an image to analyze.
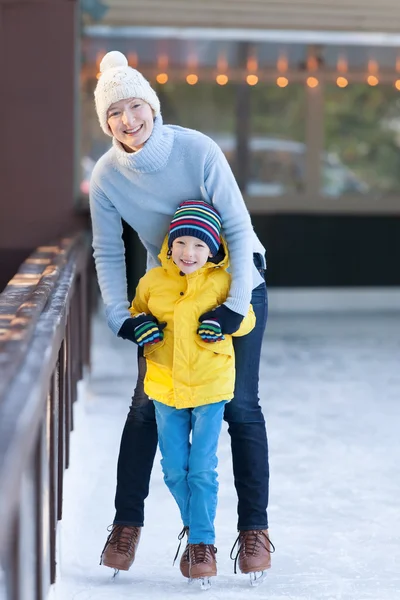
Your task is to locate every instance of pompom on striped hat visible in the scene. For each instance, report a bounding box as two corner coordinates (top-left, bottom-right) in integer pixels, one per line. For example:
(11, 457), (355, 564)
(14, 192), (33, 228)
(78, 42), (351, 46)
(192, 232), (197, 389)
(168, 200), (222, 257)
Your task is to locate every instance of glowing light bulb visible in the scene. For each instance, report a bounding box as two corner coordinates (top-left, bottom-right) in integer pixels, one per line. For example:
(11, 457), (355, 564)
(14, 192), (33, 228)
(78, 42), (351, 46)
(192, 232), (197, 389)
(306, 76), (319, 88)
(186, 74), (198, 85)
(367, 75), (379, 86)
(276, 76), (289, 88)
(395, 79), (400, 91)
(156, 73), (168, 84)
(336, 76), (348, 88)
(216, 74), (229, 85)
(246, 74), (258, 86)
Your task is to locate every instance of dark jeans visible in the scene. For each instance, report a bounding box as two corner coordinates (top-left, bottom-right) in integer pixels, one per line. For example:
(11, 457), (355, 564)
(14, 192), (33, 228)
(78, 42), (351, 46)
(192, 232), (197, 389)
(114, 256), (269, 531)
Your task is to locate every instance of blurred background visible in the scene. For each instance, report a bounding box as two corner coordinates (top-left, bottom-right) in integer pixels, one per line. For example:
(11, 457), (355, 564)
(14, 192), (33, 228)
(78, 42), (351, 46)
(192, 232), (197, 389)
(1, 0), (400, 296)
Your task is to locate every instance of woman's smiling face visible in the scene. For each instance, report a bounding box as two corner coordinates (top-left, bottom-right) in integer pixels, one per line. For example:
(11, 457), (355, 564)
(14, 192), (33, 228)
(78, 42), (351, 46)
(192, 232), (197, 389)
(107, 98), (154, 152)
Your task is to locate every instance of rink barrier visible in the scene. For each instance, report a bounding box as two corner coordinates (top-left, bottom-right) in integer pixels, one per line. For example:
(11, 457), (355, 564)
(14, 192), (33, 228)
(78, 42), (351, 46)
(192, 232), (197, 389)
(0, 232), (93, 600)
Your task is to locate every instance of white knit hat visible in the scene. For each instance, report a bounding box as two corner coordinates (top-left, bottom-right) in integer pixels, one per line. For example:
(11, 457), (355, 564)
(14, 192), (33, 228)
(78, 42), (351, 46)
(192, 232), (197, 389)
(94, 51), (161, 136)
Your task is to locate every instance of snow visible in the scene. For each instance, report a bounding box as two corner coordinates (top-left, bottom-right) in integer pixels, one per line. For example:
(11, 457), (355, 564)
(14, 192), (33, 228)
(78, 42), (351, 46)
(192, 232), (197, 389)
(52, 309), (400, 599)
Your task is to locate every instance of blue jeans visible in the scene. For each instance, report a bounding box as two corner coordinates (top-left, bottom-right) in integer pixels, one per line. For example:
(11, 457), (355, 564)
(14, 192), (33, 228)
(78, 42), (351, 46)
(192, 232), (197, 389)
(224, 281), (269, 530)
(153, 401), (226, 544)
(114, 258), (269, 531)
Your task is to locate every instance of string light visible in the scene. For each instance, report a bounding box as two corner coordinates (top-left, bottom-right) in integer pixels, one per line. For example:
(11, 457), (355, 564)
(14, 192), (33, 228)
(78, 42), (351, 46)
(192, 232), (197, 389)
(306, 76), (319, 88)
(216, 74), (229, 85)
(367, 59), (379, 85)
(367, 75), (379, 86)
(306, 50), (319, 88)
(185, 53), (199, 85)
(276, 53), (289, 87)
(246, 50), (258, 85)
(336, 54), (348, 87)
(246, 74), (258, 86)
(186, 73), (198, 85)
(93, 48), (400, 91)
(156, 73), (168, 84)
(336, 76), (348, 88)
(276, 76), (289, 87)
(216, 52), (229, 85)
(156, 54), (169, 84)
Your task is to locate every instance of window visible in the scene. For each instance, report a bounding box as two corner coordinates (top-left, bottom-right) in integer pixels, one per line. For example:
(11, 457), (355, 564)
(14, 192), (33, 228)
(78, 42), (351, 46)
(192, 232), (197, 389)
(248, 84), (306, 196)
(78, 31), (400, 212)
(323, 83), (400, 198)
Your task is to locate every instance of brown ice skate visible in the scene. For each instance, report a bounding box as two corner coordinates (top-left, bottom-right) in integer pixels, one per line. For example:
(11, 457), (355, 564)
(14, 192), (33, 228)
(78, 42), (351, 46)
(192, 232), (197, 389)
(100, 524), (141, 572)
(231, 529), (275, 586)
(189, 543), (217, 581)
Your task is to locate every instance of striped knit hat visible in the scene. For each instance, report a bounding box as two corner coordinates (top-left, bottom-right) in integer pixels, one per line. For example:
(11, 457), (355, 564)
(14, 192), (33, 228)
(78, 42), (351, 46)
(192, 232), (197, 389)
(168, 200), (222, 256)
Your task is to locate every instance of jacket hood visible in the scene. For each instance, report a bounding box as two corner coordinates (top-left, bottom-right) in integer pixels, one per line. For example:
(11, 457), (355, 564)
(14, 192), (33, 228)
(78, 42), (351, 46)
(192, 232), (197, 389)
(158, 235), (229, 274)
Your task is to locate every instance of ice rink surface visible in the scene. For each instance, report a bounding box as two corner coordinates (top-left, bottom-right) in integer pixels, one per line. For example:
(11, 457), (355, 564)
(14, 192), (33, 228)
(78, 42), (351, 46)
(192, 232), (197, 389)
(53, 310), (400, 600)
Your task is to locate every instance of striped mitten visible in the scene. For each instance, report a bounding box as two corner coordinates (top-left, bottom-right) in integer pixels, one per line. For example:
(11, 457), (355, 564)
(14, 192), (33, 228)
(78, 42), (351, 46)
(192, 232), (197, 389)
(134, 319), (164, 347)
(197, 319), (225, 343)
(118, 314), (165, 347)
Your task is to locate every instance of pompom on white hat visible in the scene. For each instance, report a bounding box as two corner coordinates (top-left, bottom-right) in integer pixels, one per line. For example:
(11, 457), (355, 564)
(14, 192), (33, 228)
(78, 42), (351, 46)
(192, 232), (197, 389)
(94, 51), (161, 136)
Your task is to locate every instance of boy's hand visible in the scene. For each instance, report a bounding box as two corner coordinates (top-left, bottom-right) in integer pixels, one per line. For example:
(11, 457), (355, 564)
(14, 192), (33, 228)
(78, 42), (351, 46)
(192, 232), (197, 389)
(197, 319), (225, 343)
(199, 304), (243, 334)
(118, 314), (166, 346)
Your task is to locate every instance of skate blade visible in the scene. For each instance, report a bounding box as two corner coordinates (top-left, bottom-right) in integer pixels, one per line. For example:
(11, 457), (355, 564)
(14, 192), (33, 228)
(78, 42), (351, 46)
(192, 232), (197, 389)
(112, 569), (119, 579)
(188, 577), (212, 591)
(249, 570), (267, 587)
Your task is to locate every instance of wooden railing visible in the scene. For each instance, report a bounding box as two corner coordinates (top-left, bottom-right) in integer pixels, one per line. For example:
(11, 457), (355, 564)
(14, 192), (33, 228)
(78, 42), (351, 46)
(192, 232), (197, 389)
(0, 232), (93, 600)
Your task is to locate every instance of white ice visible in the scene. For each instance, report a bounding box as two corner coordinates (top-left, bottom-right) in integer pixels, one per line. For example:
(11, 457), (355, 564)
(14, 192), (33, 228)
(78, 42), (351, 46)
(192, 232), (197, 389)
(53, 309), (400, 600)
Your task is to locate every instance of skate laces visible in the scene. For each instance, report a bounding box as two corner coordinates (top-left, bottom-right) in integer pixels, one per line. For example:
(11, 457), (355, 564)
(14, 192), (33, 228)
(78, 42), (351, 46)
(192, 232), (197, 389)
(100, 524), (140, 564)
(230, 530), (275, 574)
(173, 525), (189, 566)
(189, 543), (217, 565)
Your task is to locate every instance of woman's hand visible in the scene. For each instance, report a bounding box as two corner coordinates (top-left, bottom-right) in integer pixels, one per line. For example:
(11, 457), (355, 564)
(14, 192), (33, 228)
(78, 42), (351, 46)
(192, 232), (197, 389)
(118, 314), (166, 346)
(199, 305), (243, 335)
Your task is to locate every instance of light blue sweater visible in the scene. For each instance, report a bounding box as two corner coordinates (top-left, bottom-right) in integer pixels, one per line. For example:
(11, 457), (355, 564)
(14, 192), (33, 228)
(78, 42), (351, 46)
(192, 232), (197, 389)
(89, 115), (266, 335)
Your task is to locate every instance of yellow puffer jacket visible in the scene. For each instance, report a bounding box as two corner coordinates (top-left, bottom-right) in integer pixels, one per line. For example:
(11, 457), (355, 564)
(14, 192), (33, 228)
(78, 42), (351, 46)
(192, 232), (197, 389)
(129, 236), (255, 409)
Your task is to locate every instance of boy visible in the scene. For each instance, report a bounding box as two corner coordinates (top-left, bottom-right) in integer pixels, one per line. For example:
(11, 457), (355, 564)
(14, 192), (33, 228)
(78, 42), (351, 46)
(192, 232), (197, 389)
(127, 200), (255, 587)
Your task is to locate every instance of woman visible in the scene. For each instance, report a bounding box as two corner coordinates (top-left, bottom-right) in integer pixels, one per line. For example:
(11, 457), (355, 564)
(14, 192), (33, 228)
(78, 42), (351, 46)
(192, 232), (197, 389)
(91, 51), (273, 583)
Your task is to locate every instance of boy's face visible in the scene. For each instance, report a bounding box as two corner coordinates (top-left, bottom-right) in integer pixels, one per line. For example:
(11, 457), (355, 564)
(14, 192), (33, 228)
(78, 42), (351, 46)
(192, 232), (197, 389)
(171, 236), (213, 274)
